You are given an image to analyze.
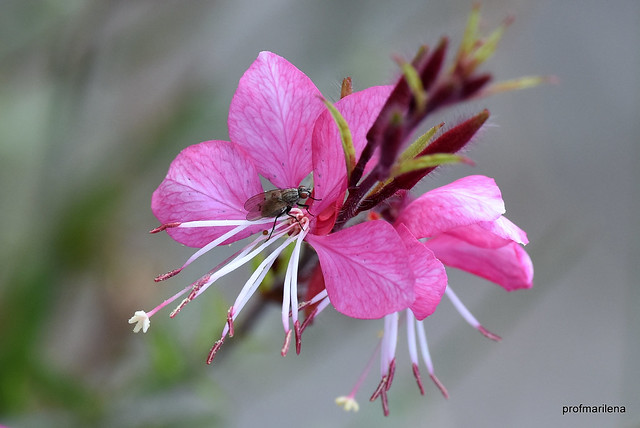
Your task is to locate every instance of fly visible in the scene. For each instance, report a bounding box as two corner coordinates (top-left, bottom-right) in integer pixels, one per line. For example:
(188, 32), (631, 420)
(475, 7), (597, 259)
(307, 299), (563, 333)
(244, 185), (319, 240)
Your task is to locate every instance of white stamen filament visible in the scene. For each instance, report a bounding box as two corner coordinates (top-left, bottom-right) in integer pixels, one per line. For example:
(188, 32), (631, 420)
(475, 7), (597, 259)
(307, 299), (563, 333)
(305, 289), (328, 306)
(229, 227), (292, 305)
(416, 319), (435, 374)
(381, 312), (399, 376)
(406, 310), (419, 364)
(178, 218), (274, 228)
(181, 224), (248, 270)
(185, 224), (293, 304)
(282, 230), (309, 332)
(221, 234), (298, 338)
(313, 294), (331, 315)
(444, 285), (480, 329)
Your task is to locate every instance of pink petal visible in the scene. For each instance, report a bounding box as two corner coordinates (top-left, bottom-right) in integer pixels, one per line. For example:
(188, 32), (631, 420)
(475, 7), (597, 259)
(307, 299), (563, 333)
(396, 225), (447, 320)
(425, 234), (533, 291)
(482, 216), (529, 245)
(228, 51), (324, 188)
(445, 216), (529, 248)
(312, 85), (393, 216)
(396, 175), (506, 238)
(306, 220), (415, 319)
(151, 140), (265, 247)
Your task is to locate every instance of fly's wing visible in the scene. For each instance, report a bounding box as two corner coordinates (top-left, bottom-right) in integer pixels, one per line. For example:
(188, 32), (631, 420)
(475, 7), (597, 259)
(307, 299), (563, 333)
(244, 190), (288, 220)
(244, 192), (268, 220)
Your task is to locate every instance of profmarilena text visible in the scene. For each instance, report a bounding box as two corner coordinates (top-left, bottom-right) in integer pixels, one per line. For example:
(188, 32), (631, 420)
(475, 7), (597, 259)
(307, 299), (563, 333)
(562, 404), (626, 415)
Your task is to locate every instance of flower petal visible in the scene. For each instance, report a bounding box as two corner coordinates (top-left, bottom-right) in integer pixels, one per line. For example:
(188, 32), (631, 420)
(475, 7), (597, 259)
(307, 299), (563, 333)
(151, 140), (265, 247)
(228, 51), (324, 188)
(425, 234), (533, 291)
(445, 216), (529, 248)
(312, 85), (393, 217)
(306, 220), (415, 319)
(396, 225), (447, 320)
(396, 175), (506, 238)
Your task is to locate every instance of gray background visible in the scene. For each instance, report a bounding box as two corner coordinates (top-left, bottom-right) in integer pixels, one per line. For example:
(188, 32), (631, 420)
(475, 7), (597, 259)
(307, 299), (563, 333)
(1, 0), (638, 427)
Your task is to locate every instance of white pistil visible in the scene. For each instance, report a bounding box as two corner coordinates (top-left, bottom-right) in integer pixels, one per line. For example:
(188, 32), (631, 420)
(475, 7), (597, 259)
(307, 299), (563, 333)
(336, 338), (381, 412)
(335, 396), (360, 412)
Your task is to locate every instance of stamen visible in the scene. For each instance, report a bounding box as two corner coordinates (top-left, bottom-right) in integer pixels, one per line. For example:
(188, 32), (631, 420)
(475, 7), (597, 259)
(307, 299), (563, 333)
(178, 218), (273, 228)
(370, 377), (386, 401)
(385, 358), (396, 391)
(477, 325), (502, 341)
(209, 233), (297, 359)
(412, 363), (425, 395)
(154, 225), (252, 283)
(381, 313), (399, 374)
(373, 313), (398, 417)
(299, 295), (331, 334)
(380, 389), (389, 416)
(406, 310), (419, 364)
(406, 312), (424, 394)
(281, 329), (292, 356)
(207, 338), (224, 364)
(175, 228), (290, 319)
(445, 286), (502, 342)
(231, 235), (297, 317)
(154, 268), (182, 282)
(227, 307), (235, 337)
(300, 289), (328, 308)
(281, 230), (307, 336)
(182, 225), (249, 270)
(150, 222), (181, 233)
(429, 373), (449, 399)
(370, 367), (393, 416)
(416, 320), (449, 398)
(294, 320), (302, 355)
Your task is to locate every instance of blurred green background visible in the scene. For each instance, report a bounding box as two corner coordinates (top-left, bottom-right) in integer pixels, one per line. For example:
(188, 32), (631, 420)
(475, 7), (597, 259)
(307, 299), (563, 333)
(1, 0), (638, 427)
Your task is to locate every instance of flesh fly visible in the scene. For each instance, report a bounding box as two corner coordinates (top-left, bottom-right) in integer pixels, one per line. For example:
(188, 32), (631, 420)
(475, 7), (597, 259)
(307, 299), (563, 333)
(244, 186), (319, 239)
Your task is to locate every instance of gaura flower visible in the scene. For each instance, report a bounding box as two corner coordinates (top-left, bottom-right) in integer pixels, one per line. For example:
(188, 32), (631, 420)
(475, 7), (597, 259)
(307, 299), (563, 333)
(398, 175), (533, 291)
(340, 175), (533, 415)
(130, 51), (446, 360)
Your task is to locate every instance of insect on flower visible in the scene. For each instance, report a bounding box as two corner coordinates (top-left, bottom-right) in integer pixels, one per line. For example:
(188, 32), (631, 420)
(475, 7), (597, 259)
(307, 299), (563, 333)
(244, 185), (319, 239)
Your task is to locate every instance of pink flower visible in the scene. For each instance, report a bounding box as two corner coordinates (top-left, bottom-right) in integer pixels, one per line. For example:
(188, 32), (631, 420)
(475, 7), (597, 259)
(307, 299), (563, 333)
(397, 175), (533, 291)
(343, 175), (533, 415)
(130, 51), (443, 360)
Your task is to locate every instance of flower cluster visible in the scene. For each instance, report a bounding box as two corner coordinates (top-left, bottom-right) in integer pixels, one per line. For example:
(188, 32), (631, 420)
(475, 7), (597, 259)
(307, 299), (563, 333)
(130, 6), (538, 416)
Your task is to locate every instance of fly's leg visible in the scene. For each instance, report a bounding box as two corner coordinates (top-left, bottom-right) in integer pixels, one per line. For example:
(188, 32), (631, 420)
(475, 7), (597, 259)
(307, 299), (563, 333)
(267, 212), (283, 241)
(297, 203), (314, 217)
(297, 194), (320, 217)
(285, 208), (305, 231)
